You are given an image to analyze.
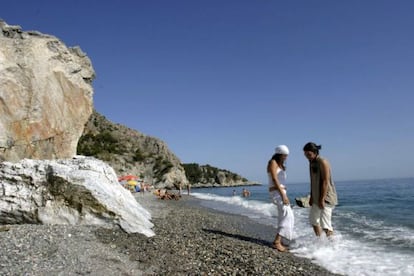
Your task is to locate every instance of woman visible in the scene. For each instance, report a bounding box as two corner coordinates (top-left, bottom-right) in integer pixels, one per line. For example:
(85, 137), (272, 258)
(303, 142), (338, 237)
(267, 145), (294, 252)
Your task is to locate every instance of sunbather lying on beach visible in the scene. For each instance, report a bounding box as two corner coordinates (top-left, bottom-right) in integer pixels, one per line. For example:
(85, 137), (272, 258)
(155, 189), (181, 200)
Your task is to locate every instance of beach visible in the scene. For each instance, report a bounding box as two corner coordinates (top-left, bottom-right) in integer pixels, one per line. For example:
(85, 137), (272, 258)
(0, 192), (338, 275)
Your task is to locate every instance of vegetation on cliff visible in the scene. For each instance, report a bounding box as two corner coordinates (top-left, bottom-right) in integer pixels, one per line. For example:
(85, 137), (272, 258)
(77, 110), (184, 188)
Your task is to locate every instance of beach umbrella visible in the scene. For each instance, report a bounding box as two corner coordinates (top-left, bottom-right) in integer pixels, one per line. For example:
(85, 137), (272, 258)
(118, 175), (139, 181)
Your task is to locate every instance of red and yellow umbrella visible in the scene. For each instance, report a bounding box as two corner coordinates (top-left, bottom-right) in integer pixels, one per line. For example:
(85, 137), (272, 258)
(118, 175), (139, 182)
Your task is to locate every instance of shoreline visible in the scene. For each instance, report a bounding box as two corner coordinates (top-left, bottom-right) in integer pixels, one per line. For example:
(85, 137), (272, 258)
(189, 182), (262, 188)
(127, 192), (339, 275)
(0, 192), (340, 275)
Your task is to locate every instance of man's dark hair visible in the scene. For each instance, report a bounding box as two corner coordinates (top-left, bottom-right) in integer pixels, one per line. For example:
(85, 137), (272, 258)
(303, 142), (322, 155)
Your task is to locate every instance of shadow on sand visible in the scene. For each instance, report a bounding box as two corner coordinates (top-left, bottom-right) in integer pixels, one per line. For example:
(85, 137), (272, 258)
(202, 228), (273, 248)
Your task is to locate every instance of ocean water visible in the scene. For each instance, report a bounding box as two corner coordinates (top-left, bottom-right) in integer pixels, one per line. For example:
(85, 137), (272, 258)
(191, 178), (414, 276)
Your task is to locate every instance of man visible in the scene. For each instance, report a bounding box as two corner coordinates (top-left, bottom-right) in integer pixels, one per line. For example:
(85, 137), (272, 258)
(303, 142), (338, 237)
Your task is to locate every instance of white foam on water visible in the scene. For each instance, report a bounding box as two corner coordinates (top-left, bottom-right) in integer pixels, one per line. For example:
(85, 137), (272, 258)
(291, 233), (414, 275)
(191, 192), (414, 276)
(292, 208), (414, 275)
(192, 192), (277, 222)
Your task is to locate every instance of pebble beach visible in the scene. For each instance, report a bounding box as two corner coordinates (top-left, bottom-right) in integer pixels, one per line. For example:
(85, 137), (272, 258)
(0, 192), (340, 275)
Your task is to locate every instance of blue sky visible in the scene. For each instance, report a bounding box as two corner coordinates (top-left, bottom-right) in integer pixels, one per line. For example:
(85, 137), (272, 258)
(2, 1), (413, 183)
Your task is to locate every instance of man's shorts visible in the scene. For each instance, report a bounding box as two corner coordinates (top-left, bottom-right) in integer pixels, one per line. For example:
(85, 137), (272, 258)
(309, 205), (334, 231)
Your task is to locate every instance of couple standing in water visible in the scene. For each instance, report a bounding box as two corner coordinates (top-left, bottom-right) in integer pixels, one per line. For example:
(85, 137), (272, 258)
(267, 142), (338, 252)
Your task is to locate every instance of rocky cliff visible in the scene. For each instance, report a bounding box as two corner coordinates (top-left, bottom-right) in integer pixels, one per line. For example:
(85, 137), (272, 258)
(77, 110), (189, 189)
(0, 20), (94, 162)
(78, 111), (255, 188)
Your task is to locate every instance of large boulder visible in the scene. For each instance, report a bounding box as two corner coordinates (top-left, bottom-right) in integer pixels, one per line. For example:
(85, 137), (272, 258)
(0, 156), (154, 236)
(0, 20), (95, 161)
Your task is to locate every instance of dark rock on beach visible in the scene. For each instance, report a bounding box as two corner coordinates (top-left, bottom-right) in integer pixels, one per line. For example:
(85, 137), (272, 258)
(295, 195), (311, 208)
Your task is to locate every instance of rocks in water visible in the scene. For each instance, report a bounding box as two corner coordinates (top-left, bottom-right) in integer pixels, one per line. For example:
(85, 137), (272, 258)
(295, 195), (311, 208)
(0, 156), (154, 236)
(0, 19), (95, 162)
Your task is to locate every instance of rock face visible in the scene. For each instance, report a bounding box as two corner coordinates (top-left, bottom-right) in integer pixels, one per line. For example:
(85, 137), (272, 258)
(78, 111), (189, 189)
(0, 20), (95, 162)
(0, 156), (154, 236)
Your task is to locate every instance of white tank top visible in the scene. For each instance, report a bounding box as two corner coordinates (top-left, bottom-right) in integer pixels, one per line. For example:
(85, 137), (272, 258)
(268, 168), (287, 195)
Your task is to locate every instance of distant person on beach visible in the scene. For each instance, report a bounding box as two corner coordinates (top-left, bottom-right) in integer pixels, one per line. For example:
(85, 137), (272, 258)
(161, 190), (173, 200)
(267, 145), (294, 252)
(303, 142), (338, 238)
(187, 183), (191, 195)
(232, 189), (236, 196)
(242, 188), (250, 197)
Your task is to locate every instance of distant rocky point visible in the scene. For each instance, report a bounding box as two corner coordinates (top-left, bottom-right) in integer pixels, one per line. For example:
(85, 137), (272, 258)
(182, 163), (259, 188)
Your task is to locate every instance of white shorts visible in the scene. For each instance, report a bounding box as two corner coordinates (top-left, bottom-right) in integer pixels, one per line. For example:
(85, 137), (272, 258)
(309, 205), (334, 231)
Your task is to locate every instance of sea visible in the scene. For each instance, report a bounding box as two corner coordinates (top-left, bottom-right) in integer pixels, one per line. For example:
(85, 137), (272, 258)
(191, 178), (414, 276)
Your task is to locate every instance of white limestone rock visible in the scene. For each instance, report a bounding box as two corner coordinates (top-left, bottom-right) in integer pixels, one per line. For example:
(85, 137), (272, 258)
(0, 156), (154, 236)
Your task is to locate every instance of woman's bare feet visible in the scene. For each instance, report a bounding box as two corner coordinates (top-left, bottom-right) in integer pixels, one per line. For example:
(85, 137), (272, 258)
(272, 241), (288, 252)
(272, 234), (288, 252)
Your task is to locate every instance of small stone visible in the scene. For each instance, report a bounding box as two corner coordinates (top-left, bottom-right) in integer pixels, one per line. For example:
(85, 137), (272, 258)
(0, 226), (10, 232)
